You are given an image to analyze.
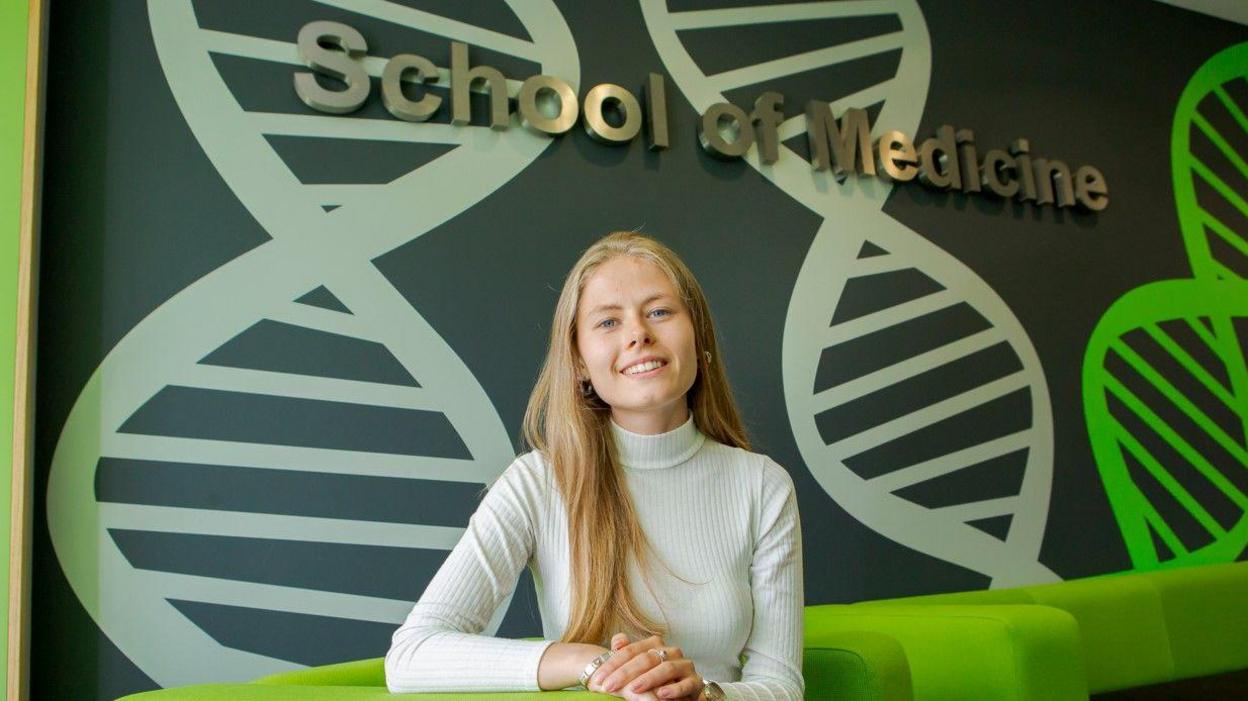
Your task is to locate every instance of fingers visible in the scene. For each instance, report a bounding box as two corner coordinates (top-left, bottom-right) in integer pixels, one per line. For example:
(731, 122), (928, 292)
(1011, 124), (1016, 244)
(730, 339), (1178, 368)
(654, 674), (702, 699)
(593, 634), (663, 688)
(601, 643), (688, 688)
(590, 632), (628, 693)
(625, 658), (693, 695)
(599, 638), (685, 693)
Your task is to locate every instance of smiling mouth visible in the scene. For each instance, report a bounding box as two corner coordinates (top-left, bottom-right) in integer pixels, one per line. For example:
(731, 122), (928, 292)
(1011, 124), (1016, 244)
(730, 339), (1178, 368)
(622, 359), (667, 375)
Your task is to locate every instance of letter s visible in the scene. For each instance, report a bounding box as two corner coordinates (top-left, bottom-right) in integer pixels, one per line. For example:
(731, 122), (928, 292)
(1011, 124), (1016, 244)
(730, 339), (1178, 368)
(294, 21), (370, 114)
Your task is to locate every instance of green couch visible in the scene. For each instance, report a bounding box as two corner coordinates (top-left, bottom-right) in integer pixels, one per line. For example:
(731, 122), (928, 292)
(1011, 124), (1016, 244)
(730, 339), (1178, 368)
(116, 562), (1248, 701)
(850, 560), (1248, 697)
(805, 602), (1086, 701)
(116, 639), (913, 701)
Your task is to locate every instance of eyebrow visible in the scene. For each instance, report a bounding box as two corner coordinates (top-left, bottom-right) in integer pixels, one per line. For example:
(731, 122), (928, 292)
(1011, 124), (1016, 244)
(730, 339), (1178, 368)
(585, 293), (671, 317)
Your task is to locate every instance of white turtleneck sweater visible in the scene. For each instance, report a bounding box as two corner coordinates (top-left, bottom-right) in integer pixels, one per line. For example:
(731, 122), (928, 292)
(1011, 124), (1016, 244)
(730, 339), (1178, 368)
(385, 417), (804, 701)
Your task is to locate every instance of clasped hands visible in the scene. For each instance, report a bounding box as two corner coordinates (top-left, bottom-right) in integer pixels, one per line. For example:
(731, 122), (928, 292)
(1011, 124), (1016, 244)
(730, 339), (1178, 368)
(586, 633), (703, 701)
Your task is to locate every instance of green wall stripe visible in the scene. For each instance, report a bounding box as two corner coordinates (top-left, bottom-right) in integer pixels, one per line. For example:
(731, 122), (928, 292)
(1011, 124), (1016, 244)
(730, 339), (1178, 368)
(0, 0), (33, 692)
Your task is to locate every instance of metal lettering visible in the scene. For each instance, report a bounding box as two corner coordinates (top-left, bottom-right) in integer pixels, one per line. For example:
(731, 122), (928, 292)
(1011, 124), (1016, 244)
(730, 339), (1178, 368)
(286, 27), (1110, 213)
(1032, 158), (1075, 207)
(450, 41), (509, 130)
(583, 84), (642, 144)
(981, 149), (1020, 198)
(751, 92), (784, 165)
(956, 129), (981, 194)
(699, 102), (754, 159)
(294, 21), (370, 114)
(643, 73), (669, 151)
(1010, 138), (1037, 202)
(518, 75), (578, 135)
(804, 102), (875, 179)
(918, 124), (960, 189)
(1075, 165), (1109, 211)
(381, 54), (442, 122)
(876, 130), (918, 182)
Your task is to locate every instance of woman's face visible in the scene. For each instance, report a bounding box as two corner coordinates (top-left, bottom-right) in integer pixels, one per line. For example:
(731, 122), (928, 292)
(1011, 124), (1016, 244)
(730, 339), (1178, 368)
(575, 255), (698, 435)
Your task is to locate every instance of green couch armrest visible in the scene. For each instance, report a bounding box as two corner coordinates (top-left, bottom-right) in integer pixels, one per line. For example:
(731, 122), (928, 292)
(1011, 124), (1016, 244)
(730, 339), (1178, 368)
(806, 604), (1087, 701)
(854, 563), (1248, 695)
(804, 630), (912, 701)
(1147, 562), (1248, 680)
(1022, 573), (1173, 692)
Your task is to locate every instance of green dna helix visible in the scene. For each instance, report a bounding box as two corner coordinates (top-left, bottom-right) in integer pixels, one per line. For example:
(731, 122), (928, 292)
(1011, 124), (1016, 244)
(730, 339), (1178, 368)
(1083, 42), (1248, 571)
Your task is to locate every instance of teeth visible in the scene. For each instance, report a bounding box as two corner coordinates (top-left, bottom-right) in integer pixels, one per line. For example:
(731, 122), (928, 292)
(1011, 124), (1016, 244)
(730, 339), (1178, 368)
(624, 360), (665, 375)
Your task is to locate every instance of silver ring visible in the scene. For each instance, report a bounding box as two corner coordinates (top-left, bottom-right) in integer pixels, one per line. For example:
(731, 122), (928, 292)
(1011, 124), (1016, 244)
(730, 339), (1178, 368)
(649, 648), (668, 664)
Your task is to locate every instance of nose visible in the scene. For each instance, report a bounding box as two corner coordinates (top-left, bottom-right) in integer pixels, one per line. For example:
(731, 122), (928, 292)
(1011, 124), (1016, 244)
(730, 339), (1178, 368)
(627, 317), (654, 347)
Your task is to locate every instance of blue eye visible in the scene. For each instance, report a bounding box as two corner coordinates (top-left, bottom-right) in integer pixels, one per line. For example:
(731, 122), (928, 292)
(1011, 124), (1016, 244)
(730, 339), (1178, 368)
(597, 318), (617, 329)
(649, 308), (672, 318)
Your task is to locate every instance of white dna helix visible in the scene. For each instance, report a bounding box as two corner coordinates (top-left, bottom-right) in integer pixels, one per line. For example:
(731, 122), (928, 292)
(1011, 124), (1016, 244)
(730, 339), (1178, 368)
(46, 0), (578, 687)
(641, 0), (1057, 587)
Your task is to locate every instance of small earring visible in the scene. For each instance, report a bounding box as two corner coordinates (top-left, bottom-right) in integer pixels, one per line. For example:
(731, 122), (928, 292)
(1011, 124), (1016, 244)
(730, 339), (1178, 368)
(581, 379), (596, 397)
(704, 350), (712, 366)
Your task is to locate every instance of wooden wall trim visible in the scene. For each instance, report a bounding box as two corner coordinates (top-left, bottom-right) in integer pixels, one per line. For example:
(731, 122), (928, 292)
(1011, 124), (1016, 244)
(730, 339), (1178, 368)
(8, 0), (46, 699)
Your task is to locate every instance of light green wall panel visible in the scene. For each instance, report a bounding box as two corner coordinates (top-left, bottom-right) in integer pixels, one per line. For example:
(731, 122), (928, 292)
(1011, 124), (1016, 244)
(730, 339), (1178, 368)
(0, 0), (33, 693)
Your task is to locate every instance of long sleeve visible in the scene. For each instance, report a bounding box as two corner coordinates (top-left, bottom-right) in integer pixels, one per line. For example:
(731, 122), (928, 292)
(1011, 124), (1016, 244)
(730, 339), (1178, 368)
(385, 456), (555, 692)
(719, 459), (805, 701)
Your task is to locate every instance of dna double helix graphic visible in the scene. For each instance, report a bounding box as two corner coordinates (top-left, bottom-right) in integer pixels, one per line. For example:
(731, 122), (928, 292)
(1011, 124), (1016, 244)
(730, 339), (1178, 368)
(47, 0), (578, 686)
(642, 0), (1058, 587)
(1083, 42), (1248, 570)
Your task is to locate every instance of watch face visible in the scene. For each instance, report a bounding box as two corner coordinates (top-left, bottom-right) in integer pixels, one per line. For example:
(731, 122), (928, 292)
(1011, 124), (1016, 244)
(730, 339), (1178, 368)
(704, 681), (726, 701)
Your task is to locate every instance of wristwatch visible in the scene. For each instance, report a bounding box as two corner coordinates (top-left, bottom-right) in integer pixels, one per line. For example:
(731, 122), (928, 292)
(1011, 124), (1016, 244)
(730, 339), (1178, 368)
(701, 679), (726, 701)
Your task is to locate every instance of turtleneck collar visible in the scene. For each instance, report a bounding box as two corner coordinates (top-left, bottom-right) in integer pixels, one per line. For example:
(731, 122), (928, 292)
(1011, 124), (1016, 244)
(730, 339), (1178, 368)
(610, 414), (705, 470)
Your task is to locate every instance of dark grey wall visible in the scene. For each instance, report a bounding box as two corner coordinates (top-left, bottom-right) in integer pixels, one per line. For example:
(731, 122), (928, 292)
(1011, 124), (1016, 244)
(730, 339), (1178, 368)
(33, 0), (1248, 697)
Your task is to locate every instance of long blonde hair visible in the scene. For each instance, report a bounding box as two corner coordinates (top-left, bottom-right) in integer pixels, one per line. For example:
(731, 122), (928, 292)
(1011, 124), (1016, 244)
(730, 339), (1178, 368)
(521, 232), (750, 645)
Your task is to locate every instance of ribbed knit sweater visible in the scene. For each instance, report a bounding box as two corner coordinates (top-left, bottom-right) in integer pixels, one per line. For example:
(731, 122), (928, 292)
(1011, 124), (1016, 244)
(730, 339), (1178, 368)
(385, 416), (804, 700)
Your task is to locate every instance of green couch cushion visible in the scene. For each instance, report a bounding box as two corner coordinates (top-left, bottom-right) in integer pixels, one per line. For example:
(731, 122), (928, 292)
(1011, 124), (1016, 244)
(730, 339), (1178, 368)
(1147, 562), (1248, 679)
(1022, 574), (1174, 693)
(857, 572), (1183, 694)
(807, 604), (1086, 701)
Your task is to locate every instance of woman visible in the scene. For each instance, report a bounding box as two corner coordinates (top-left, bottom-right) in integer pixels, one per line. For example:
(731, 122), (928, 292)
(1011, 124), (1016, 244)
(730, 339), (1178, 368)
(386, 232), (804, 701)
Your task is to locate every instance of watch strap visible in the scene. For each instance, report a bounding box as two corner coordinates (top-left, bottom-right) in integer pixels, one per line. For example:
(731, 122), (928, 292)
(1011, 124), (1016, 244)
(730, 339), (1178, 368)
(701, 679), (726, 701)
(577, 650), (612, 689)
